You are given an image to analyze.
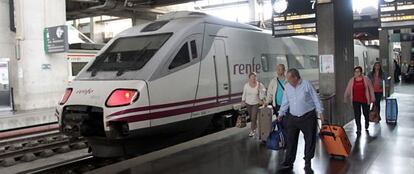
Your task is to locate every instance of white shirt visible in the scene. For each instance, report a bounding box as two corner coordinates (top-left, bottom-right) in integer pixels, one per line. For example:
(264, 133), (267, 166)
(242, 82), (265, 105)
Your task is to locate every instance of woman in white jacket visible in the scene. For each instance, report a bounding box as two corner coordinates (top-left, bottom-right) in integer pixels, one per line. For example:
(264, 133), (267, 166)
(242, 72), (266, 137)
(265, 64), (287, 116)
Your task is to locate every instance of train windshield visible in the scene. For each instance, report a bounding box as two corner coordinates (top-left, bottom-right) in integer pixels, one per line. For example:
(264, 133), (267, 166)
(86, 33), (172, 76)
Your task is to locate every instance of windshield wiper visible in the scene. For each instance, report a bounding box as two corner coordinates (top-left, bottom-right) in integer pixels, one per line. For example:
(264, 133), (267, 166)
(88, 55), (106, 77)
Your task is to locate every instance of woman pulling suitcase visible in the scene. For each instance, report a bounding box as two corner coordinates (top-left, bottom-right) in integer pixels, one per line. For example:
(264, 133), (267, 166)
(241, 72), (266, 137)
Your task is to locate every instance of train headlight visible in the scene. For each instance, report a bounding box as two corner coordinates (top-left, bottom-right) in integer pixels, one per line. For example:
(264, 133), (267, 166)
(106, 89), (139, 107)
(59, 88), (73, 105)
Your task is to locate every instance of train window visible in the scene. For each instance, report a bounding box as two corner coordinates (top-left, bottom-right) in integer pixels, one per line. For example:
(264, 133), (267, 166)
(169, 43), (191, 70)
(261, 55), (269, 72)
(276, 55), (288, 68)
(86, 33), (172, 76)
(71, 62), (88, 76)
(141, 21), (169, 32)
(305, 55), (318, 69)
(287, 55), (304, 69)
(354, 57), (360, 66)
(190, 40), (198, 59)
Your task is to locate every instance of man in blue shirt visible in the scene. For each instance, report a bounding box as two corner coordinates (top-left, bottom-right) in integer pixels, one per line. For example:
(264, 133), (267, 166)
(278, 69), (324, 171)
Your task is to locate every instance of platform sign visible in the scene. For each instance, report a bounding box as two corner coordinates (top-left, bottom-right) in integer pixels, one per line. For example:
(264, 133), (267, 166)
(271, 0), (317, 37)
(380, 0), (414, 28)
(44, 25), (69, 54)
(319, 55), (334, 73)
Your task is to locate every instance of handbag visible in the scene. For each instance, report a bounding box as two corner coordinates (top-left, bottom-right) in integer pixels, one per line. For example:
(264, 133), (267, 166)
(236, 109), (247, 128)
(369, 103), (380, 123)
(266, 121), (287, 150)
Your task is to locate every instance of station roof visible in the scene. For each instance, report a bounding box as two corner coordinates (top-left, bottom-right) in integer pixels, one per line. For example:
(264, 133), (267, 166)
(66, 0), (195, 20)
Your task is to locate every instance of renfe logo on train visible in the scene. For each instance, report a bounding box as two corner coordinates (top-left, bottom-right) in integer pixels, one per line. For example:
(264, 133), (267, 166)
(76, 89), (94, 95)
(233, 58), (261, 75)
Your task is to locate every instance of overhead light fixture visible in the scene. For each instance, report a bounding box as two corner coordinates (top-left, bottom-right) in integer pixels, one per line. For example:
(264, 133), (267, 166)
(384, 0), (396, 2)
(273, 0), (288, 14)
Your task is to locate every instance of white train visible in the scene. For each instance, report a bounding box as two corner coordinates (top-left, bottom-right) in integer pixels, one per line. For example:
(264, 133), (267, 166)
(56, 11), (378, 157)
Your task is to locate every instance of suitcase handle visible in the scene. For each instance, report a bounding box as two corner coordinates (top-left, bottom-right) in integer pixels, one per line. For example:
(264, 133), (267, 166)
(320, 93), (336, 138)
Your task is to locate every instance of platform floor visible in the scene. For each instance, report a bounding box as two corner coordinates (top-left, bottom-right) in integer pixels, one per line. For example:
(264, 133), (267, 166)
(90, 84), (414, 174)
(0, 107), (56, 131)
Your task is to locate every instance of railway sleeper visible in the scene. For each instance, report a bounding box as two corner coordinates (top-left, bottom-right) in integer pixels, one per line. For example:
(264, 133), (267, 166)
(0, 157), (16, 167)
(21, 153), (36, 162)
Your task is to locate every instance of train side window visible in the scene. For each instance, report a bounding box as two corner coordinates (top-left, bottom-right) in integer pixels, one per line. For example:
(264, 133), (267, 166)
(71, 62), (88, 76)
(276, 55), (288, 68)
(287, 55), (304, 69)
(354, 57), (359, 66)
(261, 55), (269, 72)
(169, 43), (191, 70)
(306, 55), (318, 69)
(190, 40), (198, 59)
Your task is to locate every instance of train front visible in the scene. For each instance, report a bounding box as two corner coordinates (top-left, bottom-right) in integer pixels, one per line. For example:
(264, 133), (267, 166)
(55, 31), (173, 157)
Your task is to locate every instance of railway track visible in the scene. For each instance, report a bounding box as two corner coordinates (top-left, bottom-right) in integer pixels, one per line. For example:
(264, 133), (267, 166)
(19, 154), (128, 174)
(0, 125), (87, 167)
(14, 114), (237, 173)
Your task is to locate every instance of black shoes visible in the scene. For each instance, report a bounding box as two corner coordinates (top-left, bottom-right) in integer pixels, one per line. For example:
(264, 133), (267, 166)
(304, 162), (311, 170)
(304, 162), (313, 173)
(279, 162), (293, 171)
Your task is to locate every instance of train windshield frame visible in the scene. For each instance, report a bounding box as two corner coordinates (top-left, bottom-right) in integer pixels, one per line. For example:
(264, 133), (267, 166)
(86, 33), (172, 76)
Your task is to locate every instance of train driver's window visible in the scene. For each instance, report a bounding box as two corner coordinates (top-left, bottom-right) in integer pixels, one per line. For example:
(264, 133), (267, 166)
(190, 40), (198, 59)
(169, 43), (191, 70)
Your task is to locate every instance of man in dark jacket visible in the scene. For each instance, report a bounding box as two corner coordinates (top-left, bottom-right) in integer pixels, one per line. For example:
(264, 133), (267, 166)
(407, 59), (414, 83)
(394, 60), (401, 83)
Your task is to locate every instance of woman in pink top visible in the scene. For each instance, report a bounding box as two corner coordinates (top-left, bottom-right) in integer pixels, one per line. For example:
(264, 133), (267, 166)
(367, 62), (387, 117)
(344, 66), (375, 134)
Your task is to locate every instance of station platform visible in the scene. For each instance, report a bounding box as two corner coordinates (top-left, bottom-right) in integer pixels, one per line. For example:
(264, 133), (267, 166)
(0, 108), (57, 131)
(89, 84), (414, 174)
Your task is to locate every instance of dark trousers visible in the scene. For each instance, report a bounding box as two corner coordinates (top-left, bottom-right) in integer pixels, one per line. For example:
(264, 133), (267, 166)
(374, 92), (382, 114)
(353, 102), (370, 131)
(284, 110), (317, 165)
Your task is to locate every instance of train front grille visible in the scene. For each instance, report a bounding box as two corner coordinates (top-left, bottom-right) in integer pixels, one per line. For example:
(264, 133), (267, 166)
(61, 105), (105, 137)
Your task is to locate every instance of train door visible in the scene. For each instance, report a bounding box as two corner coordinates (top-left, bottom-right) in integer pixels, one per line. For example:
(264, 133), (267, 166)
(0, 58), (11, 111)
(213, 39), (230, 104)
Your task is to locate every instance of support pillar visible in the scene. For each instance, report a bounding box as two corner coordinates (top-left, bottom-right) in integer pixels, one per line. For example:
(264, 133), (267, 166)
(379, 29), (395, 96)
(317, 0), (354, 125)
(400, 28), (412, 71)
(12, 0), (67, 110)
